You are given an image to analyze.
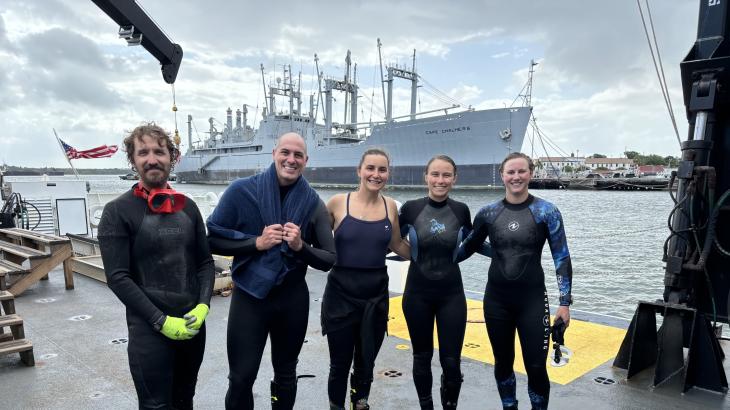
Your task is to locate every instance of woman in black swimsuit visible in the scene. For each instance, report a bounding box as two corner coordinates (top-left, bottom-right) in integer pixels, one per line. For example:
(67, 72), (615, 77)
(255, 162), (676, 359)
(322, 148), (410, 410)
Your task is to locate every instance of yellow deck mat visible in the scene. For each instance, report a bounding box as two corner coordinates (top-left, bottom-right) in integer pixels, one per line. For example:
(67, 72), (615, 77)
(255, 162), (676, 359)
(387, 296), (627, 385)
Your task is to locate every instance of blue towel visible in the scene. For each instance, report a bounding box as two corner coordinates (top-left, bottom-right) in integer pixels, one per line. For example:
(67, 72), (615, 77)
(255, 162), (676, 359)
(207, 163), (320, 298)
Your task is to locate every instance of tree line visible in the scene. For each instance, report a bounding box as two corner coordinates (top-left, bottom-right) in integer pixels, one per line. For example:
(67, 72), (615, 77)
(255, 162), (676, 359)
(590, 151), (680, 167)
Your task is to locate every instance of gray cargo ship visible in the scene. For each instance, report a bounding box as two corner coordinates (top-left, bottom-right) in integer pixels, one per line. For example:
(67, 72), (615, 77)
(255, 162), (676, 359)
(175, 48), (531, 186)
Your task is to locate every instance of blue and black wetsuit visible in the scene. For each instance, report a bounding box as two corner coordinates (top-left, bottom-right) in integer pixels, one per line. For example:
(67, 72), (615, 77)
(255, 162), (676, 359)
(460, 194), (572, 410)
(399, 197), (472, 409)
(98, 188), (215, 409)
(321, 193), (392, 409)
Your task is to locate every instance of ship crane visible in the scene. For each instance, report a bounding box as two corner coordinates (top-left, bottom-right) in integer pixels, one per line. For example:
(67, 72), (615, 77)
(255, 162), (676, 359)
(91, 0), (183, 84)
(91, 0), (184, 151)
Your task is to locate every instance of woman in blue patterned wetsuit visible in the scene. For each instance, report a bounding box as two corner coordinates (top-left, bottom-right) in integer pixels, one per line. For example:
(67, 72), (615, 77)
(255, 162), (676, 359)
(460, 152), (573, 410)
(398, 155), (474, 409)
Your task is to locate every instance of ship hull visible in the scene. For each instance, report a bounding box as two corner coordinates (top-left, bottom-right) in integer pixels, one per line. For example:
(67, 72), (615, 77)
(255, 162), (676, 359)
(175, 163), (503, 186)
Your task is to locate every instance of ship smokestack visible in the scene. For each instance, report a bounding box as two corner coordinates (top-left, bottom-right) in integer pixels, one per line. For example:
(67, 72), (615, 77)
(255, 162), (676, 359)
(236, 109), (242, 129)
(226, 107), (233, 131)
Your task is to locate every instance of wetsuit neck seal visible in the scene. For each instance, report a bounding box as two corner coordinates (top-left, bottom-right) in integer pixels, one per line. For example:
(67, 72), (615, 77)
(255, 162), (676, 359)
(427, 196), (449, 208)
(133, 183), (186, 214)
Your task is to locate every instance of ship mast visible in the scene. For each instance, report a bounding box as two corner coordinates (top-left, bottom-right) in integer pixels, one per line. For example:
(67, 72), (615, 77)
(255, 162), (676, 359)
(385, 61), (418, 122)
(323, 51), (359, 135)
(187, 114), (192, 153)
(519, 59), (538, 107)
(343, 51), (351, 125)
(314, 54), (324, 123)
(260, 64), (268, 116)
(411, 49), (417, 119)
(287, 65), (293, 128)
(378, 39), (387, 120)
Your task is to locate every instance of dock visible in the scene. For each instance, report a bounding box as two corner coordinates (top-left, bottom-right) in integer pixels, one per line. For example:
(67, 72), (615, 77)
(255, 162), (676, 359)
(530, 177), (675, 191)
(0, 266), (728, 409)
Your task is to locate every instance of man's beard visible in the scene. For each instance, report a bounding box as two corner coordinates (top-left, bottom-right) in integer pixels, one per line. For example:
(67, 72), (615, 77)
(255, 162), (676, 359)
(140, 164), (170, 188)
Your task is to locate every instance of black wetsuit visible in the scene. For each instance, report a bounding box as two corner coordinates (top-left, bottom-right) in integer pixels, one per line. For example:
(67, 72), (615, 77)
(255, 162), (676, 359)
(399, 197), (472, 408)
(208, 186), (335, 410)
(460, 195), (572, 410)
(321, 194), (392, 408)
(98, 188), (215, 409)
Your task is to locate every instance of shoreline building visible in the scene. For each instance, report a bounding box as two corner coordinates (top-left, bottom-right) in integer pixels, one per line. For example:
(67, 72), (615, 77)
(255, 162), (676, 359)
(537, 156), (636, 178)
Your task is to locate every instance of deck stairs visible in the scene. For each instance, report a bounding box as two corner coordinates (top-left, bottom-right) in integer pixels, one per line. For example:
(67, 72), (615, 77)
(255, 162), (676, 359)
(0, 261), (34, 366)
(0, 228), (77, 366)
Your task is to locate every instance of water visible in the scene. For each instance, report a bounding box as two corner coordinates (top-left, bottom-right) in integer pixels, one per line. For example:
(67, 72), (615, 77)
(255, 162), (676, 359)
(6, 174), (672, 322)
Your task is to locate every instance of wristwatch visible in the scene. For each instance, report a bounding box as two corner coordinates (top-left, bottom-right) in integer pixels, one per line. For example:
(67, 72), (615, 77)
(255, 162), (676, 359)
(152, 315), (167, 332)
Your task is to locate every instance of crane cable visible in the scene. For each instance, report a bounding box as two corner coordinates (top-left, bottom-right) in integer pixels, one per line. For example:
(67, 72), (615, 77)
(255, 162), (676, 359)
(171, 83), (181, 156)
(637, 0), (682, 148)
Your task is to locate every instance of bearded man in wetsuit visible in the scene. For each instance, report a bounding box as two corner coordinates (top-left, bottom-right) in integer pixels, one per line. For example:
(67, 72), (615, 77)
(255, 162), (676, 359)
(207, 132), (336, 410)
(98, 123), (215, 409)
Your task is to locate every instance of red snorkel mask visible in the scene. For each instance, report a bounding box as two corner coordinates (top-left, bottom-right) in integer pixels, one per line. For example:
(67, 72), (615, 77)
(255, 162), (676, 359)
(133, 183), (187, 214)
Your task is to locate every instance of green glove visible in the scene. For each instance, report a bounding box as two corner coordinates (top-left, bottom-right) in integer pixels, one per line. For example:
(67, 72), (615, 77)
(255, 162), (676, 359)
(160, 316), (199, 340)
(183, 304), (209, 331)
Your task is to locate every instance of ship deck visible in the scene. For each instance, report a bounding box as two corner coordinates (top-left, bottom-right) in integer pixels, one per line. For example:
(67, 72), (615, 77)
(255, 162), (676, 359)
(1, 268), (728, 409)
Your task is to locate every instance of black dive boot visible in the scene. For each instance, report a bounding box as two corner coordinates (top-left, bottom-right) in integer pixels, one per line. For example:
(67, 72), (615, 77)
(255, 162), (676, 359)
(270, 380), (297, 410)
(439, 374), (463, 409)
(330, 402), (346, 410)
(349, 373), (372, 410)
(418, 394), (435, 410)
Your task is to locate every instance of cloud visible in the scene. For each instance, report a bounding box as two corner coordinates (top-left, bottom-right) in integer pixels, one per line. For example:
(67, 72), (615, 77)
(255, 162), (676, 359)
(20, 28), (107, 69)
(0, 14), (10, 50)
(3, 27), (123, 109)
(0, 0), (704, 167)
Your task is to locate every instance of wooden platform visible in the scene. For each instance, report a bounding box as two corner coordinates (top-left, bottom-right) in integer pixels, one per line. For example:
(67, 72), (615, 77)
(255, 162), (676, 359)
(0, 228), (77, 366)
(0, 228), (74, 295)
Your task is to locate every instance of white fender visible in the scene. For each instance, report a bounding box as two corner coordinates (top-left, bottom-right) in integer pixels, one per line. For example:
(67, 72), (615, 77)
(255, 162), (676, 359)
(204, 191), (219, 206)
(89, 205), (105, 228)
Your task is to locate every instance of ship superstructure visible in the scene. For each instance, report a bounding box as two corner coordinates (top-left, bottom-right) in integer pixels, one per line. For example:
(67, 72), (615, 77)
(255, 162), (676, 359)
(175, 44), (531, 186)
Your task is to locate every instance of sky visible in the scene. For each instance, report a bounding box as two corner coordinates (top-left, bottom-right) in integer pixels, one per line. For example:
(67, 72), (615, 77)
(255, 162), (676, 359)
(0, 0), (700, 169)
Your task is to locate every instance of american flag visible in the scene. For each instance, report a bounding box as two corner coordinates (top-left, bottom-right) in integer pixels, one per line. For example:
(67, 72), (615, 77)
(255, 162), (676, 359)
(59, 138), (118, 159)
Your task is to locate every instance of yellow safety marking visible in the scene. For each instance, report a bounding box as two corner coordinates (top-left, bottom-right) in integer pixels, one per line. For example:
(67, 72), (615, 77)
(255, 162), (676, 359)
(388, 296), (627, 385)
(396, 344), (410, 350)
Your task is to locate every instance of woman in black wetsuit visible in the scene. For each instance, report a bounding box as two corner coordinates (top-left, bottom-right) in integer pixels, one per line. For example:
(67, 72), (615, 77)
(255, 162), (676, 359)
(398, 155), (474, 409)
(460, 152), (573, 410)
(322, 148), (411, 410)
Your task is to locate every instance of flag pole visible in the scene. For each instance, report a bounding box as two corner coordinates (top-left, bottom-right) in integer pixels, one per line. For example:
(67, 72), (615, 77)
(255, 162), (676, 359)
(53, 128), (80, 179)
